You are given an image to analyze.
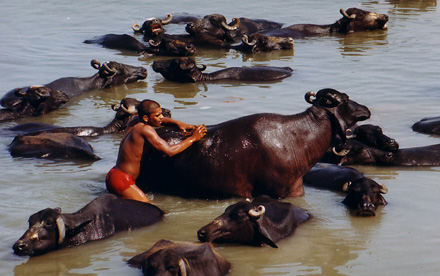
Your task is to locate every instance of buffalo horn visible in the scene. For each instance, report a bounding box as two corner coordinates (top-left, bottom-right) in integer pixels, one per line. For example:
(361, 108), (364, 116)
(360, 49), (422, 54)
(91, 59), (101, 70)
(242, 35), (256, 46)
(148, 39), (161, 47)
(132, 23), (142, 32)
(379, 183), (388, 194)
(305, 91), (316, 104)
(221, 18), (240, 31)
(197, 64), (207, 71)
(102, 62), (116, 75)
(162, 14), (172, 24)
(178, 258), (189, 276)
(340, 8), (356, 19)
(332, 147), (350, 156)
(342, 181), (351, 192)
(120, 103), (136, 114)
(56, 216), (66, 245)
(249, 205), (265, 217)
(111, 104), (120, 111)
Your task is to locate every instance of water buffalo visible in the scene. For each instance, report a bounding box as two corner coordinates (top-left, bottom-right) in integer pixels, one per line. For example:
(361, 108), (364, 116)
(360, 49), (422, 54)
(8, 132), (101, 161)
(132, 14), (173, 38)
(233, 33), (294, 53)
(351, 124), (399, 151)
(412, 116), (440, 135)
(197, 195), (309, 247)
(7, 98), (172, 136)
(185, 14), (283, 44)
(324, 139), (440, 166)
(1, 59), (147, 110)
(13, 193), (164, 256)
(0, 86), (69, 122)
(84, 34), (196, 56)
(303, 163), (388, 216)
(137, 88), (371, 199)
(128, 239), (231, 276)
(260, 8), (389, 38)
(152, 57), (293, 83)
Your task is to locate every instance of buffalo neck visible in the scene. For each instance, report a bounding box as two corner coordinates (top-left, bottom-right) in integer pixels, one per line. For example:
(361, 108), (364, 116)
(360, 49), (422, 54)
(46, 74), (107, 98)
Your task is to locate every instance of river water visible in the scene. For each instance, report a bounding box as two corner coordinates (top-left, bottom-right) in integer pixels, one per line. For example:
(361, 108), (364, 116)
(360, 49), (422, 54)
(0, 0), (439, 275)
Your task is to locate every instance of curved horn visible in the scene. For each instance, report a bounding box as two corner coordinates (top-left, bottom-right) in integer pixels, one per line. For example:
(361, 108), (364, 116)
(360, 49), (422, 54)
(332, 147), (350, 156)
(249, 205), (265, 218)
(242, 35), (256, 46)
(56, 216), (66, 245)
(340, 8), (356, 19)
(161, 13), (172, 24)
(197, 64), (207, 71)
(111, 104), (120, 111)
(342, 181), (351, 192)
(379, 183), (388, 194)
(221, 17), (240, 31)
(120, 103), (137, 114)
(148, 39), (161, 47)
(305, 91), (316, 104)
(91, 59), (101, 70)
(132, 23), (142, 33)
(178, 258), (188, 276)
(102, 62), (116, 75)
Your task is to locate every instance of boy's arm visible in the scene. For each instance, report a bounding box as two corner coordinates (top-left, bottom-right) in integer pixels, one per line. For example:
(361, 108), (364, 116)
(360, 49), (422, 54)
(143, 125), (207, 157)
(162, 117), (195, 132)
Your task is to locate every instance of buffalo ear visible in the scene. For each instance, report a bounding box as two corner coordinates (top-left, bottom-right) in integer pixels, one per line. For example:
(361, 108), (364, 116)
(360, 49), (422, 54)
(253, 218), (278, 248)
(65, 220), (92, 238)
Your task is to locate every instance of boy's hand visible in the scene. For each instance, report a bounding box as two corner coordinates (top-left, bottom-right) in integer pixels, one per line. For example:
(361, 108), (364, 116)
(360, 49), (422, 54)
(190, 125), (207, 141)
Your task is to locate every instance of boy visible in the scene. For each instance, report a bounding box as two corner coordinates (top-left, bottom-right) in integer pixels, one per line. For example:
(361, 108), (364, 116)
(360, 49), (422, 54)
(106, 99), (207, 203)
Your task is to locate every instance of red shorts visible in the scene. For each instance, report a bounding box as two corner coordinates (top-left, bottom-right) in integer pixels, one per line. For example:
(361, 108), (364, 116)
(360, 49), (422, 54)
(105, 167), (136, 195)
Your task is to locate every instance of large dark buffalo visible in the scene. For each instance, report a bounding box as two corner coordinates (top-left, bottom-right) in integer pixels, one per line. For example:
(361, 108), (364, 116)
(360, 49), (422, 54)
(13, 194), (164, 256)
(303, 163), (388, 216)
(197, 195), (310, 247)
(1, 59), (147, 110)
(84, 34), (196, 56)
(152, 57), (293, 82)
(0, 86), (69, 122)
(8, 132), (101, 161)
(260, 8), (388, 38)
(137, 88), (371, 199)
(351, 124), (399, 151)
(412, 116), (440, 135)
(233, 33), (294, 53)
(128, 239), (231, 276)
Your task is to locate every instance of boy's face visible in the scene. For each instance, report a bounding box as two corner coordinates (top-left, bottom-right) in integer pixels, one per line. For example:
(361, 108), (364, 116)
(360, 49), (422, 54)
(146, 107), (163, 127)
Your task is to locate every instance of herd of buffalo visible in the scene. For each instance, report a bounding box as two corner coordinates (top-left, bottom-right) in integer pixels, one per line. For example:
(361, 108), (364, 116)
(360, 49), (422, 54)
(3, 7), (440, 276)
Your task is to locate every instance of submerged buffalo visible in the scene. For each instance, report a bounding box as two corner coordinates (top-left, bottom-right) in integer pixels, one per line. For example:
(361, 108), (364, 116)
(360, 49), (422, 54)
(13, 194), (164, 256)
(152, 57), (293, 82)
(303, 163), (388, 216)
(8, 132), (101, 161)
(197, 195), (310, 247)
(1, 59), (147, 111)
(0, 86), (69, 122)
(412, 116), (440, 135)
(234, 33), (294, 53)
(137, 88), (370, 199)
(260, 8), (388, 38)
(128, 239), (231, 276)
(84, 34), (196, 56)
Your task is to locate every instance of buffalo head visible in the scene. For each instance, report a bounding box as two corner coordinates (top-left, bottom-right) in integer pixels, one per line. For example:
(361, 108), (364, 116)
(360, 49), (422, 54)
(241, 33), (294, 53)
(305, 88), (371, 150)
(342, 178), (388, 216)
(14, 85), (69, 115)
(197, 195), (308, 247)
(132, 14), (172, 37)
(353, 124), (399, 151)
(13, 207), (90, 256)
(91, 59), (147, 88)
(152, 57), (205, 83)
(147, 37), (196, 56)
(337, 8), (389, 33)
(185, 14), (240, 41)
(332, 139), (394, 165)
(111, 97), (140, 121)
